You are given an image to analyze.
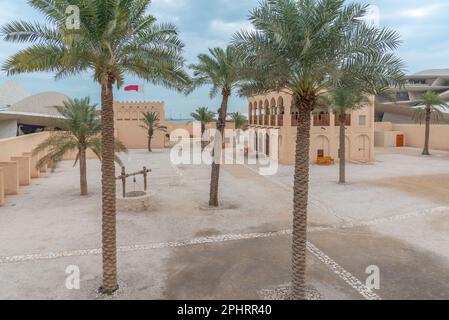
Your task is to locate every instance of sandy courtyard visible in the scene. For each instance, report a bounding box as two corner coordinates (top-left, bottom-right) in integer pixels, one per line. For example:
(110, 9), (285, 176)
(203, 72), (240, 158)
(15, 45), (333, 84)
(0, 146), (448, 300)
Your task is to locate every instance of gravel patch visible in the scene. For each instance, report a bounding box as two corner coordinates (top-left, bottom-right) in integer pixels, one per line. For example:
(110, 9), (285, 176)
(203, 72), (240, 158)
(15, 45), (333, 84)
(258, 285), (324, 300)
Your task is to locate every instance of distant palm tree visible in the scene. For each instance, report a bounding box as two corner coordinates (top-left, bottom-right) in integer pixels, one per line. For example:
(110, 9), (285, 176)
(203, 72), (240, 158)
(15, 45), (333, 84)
(230, 112), (249, 157)
(231, 112), (248, 131)
(322, 86), (366, 184)
(189, 46), (244, 207)
(324, 62), (402, 184)
(141, 112), (167, 152)
(412, 91), (449, 155)
(1, 0), (189, 293)
(191, 107), (215, 150)
(33, 98), (127, 196)
(234, 0), (405, 299)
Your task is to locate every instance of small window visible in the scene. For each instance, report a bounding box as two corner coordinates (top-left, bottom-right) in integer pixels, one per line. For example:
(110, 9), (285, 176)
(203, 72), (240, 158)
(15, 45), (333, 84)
(359, 115), (367, 127)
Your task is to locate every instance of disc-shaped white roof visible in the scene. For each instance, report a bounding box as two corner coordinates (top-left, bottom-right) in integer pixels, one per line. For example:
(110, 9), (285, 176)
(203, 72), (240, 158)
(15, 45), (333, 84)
(412, 69), (449, 77)
(0, 80), (29, 107)
(9, 92), (70, 116)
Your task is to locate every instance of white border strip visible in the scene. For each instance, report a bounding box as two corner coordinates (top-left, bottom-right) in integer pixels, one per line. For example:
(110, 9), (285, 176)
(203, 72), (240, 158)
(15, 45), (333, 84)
(306, 242), (381, 300)
(0, 229), (380, 300)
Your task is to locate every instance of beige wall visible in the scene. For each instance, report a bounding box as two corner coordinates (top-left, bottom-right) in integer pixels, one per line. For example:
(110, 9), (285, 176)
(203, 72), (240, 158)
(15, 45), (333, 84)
(0, 132), (51, 162)
(0, 131), (93, 162)
(375, 122), (449, 151)
(248, 92), (375, 165)
(0, 131), (89, 206)
(113, 100), (235, 149)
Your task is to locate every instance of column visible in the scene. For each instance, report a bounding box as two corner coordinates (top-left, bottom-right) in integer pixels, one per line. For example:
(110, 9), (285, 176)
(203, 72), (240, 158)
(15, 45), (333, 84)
(11, 156), (31, 186)
(0, 162), (19, 195)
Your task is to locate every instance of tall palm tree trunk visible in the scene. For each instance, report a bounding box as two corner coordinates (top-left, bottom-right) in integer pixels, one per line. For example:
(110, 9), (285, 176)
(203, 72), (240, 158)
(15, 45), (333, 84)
(338, 113), (346, 184)
(100, 79), (118, 293)
(201, 123), (206, 151)
(422, 106), (431, 156)
(79, 146), (88, 196)
(148, 130), (153, 152)
(209, 91), (230, 207)
(291, 97), (312, 300)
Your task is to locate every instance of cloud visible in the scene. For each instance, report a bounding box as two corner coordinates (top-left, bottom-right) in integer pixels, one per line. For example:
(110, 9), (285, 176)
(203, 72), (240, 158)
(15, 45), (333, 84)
(209, 19), (254, 38)
(400, 3), (448, 18)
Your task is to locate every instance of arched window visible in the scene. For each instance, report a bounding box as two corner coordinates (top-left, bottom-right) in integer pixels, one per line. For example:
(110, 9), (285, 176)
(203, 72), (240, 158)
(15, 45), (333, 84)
(278, 97), (285, 115)
(270, 98), (276, 115)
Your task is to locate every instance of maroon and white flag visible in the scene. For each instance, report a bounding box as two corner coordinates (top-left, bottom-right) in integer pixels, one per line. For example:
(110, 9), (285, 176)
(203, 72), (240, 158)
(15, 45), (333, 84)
(124, 85), (143, 92)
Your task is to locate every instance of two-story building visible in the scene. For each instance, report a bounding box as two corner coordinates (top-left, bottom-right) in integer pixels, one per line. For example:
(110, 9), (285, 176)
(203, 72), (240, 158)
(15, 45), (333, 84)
(248, 91), (375, 165)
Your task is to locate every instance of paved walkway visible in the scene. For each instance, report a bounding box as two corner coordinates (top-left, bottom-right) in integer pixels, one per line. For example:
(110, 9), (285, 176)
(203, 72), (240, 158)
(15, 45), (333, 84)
(0, 147), (448, 299)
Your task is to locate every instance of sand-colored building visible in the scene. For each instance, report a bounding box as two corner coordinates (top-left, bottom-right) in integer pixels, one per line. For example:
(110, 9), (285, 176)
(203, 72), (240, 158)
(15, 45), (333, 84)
(376, 68), (449, 124)
(0, 84), (68, 139)
(374, 68), (449, 151)
(114, 100), (235, 149)
(248, 92), (375, 165)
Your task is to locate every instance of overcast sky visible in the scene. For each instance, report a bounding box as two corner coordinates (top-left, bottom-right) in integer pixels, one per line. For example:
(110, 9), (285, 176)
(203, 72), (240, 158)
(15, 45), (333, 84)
(0, 0), (448, 118)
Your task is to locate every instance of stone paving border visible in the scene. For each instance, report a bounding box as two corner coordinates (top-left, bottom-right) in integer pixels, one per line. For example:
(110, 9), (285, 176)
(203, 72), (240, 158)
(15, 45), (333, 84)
(0, 229), (380, 300)
(307, 242), (381, 300)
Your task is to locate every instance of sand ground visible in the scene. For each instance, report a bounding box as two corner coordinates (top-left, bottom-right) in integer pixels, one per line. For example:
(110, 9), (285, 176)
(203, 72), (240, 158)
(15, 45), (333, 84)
(0, 145), (448, 300)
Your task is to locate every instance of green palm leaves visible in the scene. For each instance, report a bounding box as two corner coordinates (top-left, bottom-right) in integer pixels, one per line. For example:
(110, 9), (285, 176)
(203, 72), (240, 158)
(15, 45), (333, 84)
(230, 112), (248, 131)
(33, 97), (101, 168)
(233, 0), (405, 101)
(190, 107), (215, 124)
(141, 111), (167, 132)
(189, 46), (245, 98)
(190, 107), (215, 151)
(412, 91), (449, 123)
(0, 0), (190, 90)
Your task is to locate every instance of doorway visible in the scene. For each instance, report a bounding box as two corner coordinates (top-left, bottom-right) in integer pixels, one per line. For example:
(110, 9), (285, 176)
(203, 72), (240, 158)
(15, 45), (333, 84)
(396, 134), (404, 147)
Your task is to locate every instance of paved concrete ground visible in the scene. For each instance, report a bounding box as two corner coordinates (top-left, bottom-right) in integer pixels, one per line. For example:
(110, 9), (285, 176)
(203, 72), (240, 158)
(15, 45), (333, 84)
(0, 145), (448, 299)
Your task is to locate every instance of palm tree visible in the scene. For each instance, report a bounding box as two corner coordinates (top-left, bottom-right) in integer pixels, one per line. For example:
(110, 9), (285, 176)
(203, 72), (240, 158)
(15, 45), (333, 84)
(231, 112), (248, 131)
(324, 67), (402, 184)
(231, 112), (248, 145)
(191, 107), (216, 150)
(141, 112), (167, 152)
(323, 87), (365, 184)
(189, 46), (244, 207)
(412, 91), (448, 155)
(234, 0), (405, 299)
(33, 97), (127, 196)
(1, 0), (189, 294)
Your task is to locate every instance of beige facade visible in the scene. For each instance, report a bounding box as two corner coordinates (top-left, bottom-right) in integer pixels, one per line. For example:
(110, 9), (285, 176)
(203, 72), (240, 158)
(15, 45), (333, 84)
(375, 122), (449, 151)
(248, 92), (375, 165)
(113, 100), (235, 150)
(114, 101), (199, 149)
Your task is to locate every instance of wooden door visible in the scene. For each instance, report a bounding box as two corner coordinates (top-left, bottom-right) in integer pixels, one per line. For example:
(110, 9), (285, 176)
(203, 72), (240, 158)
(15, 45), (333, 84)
(396, 134), (404, 147)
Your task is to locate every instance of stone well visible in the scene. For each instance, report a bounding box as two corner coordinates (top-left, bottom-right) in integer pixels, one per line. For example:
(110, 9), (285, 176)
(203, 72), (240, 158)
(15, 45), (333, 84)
(117, 191), (151, 212)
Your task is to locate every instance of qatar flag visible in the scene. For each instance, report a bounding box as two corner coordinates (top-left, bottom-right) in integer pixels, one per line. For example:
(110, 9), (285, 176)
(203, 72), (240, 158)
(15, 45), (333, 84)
(124, 85), (143, 92)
